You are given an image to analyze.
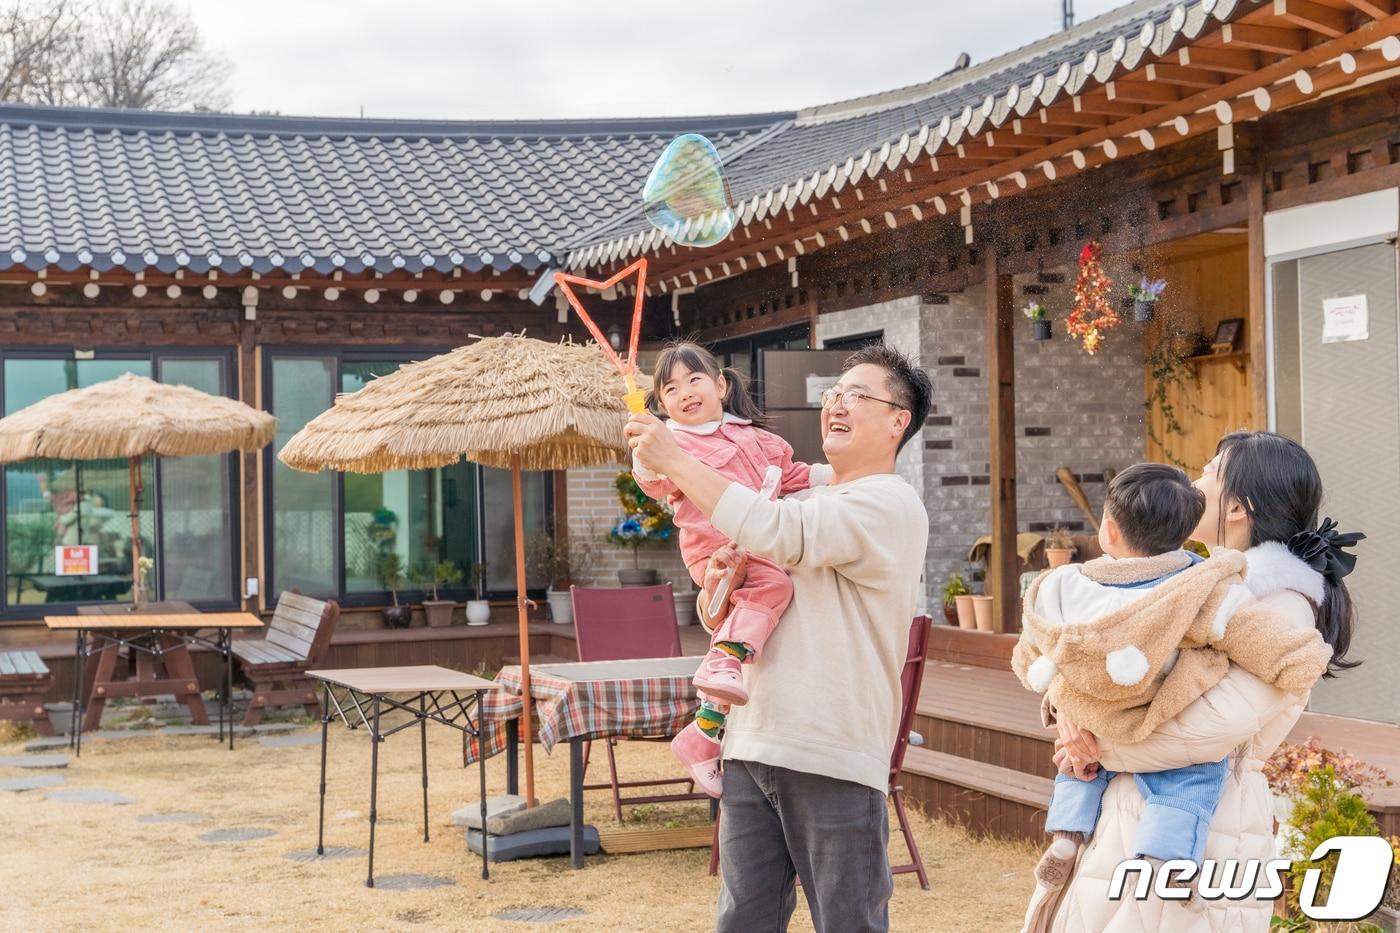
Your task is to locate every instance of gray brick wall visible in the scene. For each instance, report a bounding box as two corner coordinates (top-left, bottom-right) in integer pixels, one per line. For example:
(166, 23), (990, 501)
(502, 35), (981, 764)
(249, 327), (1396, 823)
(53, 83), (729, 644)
(920, 271), (1144, 606)
(565, 462), (692, 591)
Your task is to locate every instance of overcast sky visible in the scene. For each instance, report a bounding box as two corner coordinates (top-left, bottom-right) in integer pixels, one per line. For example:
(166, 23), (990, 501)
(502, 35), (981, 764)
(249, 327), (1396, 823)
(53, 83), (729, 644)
(188, 0), (1129, 121)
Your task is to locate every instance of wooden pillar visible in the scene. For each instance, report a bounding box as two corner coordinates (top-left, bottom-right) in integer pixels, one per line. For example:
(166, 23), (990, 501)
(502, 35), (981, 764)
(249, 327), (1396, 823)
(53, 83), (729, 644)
(985, 253), (1019, 634)
(239, 309), (261, 613)
(1246, 172), (1268, 429)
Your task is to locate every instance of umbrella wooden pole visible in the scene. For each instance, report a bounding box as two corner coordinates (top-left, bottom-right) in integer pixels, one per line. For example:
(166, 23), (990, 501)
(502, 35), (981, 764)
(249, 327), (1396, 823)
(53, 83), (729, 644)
(512, 455), (537, 807)
(128, 456), (142, 608)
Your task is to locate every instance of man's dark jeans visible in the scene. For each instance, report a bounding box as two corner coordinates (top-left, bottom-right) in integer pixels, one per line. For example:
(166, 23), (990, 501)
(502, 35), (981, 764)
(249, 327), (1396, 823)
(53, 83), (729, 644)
(716, 759), (892, 933)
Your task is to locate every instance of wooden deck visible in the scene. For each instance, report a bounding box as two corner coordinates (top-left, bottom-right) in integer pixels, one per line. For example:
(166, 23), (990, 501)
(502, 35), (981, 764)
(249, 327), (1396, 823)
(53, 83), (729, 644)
(903, 634), (1400, 841)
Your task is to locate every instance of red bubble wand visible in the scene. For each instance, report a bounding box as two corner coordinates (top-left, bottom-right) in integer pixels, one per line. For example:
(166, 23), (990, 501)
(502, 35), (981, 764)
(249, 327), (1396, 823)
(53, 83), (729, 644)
(554, 258), (650, 412)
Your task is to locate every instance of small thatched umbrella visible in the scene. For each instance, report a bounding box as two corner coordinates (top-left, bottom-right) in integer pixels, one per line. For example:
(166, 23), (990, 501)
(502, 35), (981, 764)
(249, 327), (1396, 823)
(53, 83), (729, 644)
(0, 372), (277, 604)
(279, 334), (633, 805)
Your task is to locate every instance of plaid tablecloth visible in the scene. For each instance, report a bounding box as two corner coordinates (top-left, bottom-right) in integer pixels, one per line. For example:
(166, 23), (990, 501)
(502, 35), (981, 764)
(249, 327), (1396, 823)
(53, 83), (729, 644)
(465, 656), (703, 764)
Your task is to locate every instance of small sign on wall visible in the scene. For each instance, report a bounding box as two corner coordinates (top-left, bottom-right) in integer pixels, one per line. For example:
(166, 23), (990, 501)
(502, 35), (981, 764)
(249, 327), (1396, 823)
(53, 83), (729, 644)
(804, 374), (840, 407)
(1322, 294), (1369, 344)
(55, 545), (98, 576)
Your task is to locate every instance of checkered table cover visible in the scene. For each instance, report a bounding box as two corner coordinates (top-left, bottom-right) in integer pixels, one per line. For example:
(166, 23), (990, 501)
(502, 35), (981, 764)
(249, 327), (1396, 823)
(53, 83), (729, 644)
(465, 656), (704, 763)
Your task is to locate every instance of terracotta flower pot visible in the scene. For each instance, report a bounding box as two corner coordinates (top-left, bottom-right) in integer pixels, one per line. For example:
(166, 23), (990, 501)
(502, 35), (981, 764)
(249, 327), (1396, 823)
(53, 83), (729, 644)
(1045, 547), (1074, 569)
(954, 594), (976, 630)
(422, 599), (456, 628)
(972, 595), (995, 632)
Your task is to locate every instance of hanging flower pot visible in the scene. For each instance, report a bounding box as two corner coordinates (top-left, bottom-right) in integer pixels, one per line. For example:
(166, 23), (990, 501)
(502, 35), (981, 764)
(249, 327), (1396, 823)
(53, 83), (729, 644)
(1024, 301), (1052, 341)
(1129, 277), (1166, 322)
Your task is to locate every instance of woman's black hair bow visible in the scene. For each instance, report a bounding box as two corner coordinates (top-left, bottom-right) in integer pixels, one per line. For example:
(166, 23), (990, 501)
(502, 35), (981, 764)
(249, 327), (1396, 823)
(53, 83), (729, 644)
(1287, 518), (1365, 580)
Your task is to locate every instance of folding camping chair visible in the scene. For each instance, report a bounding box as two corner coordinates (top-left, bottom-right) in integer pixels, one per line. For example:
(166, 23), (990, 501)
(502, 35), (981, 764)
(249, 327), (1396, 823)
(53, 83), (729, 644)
(570, 583), (706, 822)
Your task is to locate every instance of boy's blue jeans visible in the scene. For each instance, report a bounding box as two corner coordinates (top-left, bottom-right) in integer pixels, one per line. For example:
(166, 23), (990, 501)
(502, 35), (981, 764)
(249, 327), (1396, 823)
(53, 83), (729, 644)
(1044, 758), (1229, 863)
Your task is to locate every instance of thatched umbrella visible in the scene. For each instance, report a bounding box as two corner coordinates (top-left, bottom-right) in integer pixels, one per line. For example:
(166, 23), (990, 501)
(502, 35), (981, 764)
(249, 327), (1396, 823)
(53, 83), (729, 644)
(279, 334), (633, 805)
(0, 372), (277, 604)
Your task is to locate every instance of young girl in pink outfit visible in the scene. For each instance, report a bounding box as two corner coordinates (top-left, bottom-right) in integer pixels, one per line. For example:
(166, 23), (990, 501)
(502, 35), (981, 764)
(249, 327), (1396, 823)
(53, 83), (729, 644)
(635, 342), (830, 796)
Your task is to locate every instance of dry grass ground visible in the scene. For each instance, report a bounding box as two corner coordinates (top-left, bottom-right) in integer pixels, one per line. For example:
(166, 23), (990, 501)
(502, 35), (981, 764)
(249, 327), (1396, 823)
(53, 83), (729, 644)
(0, 715), (1036, 932)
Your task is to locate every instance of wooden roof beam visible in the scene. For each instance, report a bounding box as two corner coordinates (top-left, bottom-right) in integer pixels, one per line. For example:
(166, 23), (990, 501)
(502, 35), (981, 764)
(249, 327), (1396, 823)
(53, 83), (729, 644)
(1221, 22), (1310, 54)
(1180, 45), (1263, 74)
(1072, 94), (1146, 117)
(1107, 79), (1182, 105)
(985, 131), (1055, 150)
(1036, 109), (1112, 129)
(1274, 0), (1354, 37)
(1145, 63), (1227, 88)
(1342, 0), (1395, 18)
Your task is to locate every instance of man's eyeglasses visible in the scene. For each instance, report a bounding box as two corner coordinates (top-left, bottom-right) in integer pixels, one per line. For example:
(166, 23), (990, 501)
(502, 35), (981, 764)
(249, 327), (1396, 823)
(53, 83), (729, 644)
(819, 386), (907, 412)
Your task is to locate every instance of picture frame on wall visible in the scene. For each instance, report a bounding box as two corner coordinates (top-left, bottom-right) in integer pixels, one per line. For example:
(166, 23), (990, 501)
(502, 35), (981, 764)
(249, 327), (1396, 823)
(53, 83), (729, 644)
(1212, 318), (1244, 354)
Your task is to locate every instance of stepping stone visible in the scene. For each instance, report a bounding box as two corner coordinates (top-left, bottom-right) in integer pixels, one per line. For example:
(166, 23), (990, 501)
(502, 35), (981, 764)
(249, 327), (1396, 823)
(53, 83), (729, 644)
(90, 730), (154, 741)
(0, 755), (67, 770)
(198, 827), (276, 843)
(137, 812), (208, 824)
(23, 737), (70, 752)
(452, 794), (527, 829)
(493, 907), (588, 924)
(371, 873), (454, 891)
(0, 774), (66, 792)
(161, 725), (220, 736)
(465, 826), (601, 862)
(283, 847), (367, 862)
(258, 733), (320, 748)
(47, 787), (133, 805)
(252, 723), (300, 734)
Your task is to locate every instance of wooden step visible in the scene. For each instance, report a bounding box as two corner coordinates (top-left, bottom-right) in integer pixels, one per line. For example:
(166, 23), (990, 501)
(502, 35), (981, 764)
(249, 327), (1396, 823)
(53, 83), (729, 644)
(917, 661), (1058, 780)
(926, 625), (1017, 671)
(596, 824), (714, 854)
(902, 746), (1052, 843)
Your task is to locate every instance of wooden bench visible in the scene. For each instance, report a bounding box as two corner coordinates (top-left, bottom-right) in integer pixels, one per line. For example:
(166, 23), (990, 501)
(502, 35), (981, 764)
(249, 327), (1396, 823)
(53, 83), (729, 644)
(233, 593), (339, 725)
(0, 651), (55, 735)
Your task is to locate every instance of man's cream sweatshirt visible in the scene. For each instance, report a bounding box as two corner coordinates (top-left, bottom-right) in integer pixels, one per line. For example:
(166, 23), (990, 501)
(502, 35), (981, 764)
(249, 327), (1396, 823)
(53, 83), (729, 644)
(709, 472), (928, 793)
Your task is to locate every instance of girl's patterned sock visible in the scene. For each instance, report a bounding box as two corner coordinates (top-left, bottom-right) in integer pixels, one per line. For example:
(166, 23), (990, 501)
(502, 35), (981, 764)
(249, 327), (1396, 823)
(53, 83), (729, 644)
(695, 700), (727, 738)
(716, 640), (752, 662)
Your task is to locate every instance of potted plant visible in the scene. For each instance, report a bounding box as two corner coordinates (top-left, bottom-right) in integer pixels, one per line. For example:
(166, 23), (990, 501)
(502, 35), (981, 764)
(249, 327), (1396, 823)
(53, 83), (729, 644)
(378, 552), (411, 628)
(1129, 276), (1166, 322)
(607, 471), (675, 587)
(1024, 301), (1052, 341)
(465, 561), (492, 626)
(1045, 526), (1076, 569)
(526, 532), (598, 626)
(412, 559), (463, 628)
(941, 572), (970, 626)
(971, 593), (995, 632)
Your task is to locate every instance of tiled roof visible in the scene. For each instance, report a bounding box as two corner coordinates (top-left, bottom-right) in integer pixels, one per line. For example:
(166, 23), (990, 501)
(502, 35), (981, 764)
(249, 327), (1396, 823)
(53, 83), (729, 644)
(0, 0), (1262, 279)
(0, 106), (789, 277)
(566, 0), (1263, 270)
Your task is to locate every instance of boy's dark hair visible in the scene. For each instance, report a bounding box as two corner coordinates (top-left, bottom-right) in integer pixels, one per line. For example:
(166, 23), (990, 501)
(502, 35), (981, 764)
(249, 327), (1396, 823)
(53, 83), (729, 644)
(841, 342), (933, 453)
(1104, 462), (1206, 555)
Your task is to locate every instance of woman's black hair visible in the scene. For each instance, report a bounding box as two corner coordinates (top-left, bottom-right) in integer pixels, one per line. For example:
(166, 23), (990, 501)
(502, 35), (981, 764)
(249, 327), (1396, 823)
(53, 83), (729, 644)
(1215, 431), (1359, 676)
(648, 341), (767, 428)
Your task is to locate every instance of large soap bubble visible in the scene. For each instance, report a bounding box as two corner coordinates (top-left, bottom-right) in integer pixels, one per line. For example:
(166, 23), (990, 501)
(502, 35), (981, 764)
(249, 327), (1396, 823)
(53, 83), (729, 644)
(642, 133), (735, 248)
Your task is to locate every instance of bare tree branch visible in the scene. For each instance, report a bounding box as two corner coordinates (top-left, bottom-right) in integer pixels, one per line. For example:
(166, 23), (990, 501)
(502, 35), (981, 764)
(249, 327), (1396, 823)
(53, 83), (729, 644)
(0, 0), (231, 110)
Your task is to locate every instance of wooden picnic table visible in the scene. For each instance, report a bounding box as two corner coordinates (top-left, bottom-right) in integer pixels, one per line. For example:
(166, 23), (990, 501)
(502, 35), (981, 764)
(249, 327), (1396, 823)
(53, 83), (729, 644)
(45, 603), (264, 754)
(309, 665), (499, 888)
(466, 656), (709, 869)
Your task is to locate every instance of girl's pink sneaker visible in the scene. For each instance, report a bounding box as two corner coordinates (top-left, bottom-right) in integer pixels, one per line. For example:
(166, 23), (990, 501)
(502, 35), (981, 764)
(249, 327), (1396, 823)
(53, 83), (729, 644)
(670, 723), (724, 797)
(693, 650), (748, 705)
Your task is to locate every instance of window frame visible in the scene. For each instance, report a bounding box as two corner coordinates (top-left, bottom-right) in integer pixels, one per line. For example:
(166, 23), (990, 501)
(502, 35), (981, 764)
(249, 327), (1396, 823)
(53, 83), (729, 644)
(261, 346), (553, 609)
(0, 346), (242, 620)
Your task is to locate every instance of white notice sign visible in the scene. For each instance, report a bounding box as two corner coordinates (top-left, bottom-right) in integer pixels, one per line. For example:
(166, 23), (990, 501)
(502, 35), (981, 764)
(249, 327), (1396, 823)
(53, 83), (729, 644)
(1322, 294), (1369, 344)
(804, 374), (840, 407)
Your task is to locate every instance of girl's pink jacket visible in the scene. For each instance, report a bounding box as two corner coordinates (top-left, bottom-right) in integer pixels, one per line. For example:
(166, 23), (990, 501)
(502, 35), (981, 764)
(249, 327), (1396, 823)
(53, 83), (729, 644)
(634, 414), (832, 574)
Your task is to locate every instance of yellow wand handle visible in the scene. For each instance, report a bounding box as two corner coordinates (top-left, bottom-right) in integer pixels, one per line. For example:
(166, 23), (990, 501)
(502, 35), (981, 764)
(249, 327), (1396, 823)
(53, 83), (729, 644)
(622, 373), (648, 414)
